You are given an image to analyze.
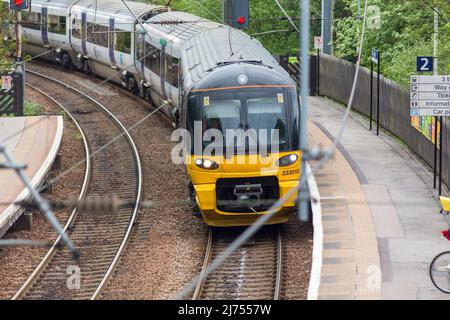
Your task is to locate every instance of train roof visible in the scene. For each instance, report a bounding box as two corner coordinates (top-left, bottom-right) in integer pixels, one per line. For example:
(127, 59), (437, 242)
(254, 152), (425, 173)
(72, 0), (166, 20)
(146, 11), (286, 89)
(146, 11), (221, 42)
(25, 0), (166, 21)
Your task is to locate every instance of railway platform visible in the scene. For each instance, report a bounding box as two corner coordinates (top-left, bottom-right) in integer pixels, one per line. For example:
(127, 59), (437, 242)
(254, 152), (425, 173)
(0, 116), (63, 238)
(308, 97), (450, 300)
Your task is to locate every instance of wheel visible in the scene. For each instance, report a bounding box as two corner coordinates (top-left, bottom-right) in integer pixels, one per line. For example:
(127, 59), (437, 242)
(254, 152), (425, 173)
(430, 251), (450, 294)
(127, 76), (138, 96)
(61, 53), (72, 69)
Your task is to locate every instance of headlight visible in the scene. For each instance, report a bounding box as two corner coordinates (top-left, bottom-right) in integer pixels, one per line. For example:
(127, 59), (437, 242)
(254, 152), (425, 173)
(195, 158), (219, 170)
(276, 154), (298, 167)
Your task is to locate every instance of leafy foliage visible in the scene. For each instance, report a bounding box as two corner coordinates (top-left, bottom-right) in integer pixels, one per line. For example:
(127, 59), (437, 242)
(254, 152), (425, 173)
(146, 0), (449, 86)
(0, 2), (16, 72)
(334, 0), (450, 85)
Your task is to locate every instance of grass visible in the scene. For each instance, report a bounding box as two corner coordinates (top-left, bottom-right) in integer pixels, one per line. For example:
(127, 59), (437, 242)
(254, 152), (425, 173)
(74, 132), (83, 141)
(24, 100), (43, 116)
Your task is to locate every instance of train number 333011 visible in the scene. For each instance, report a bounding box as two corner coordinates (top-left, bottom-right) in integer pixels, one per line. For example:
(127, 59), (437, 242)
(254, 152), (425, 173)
(282, 169), (300, 176)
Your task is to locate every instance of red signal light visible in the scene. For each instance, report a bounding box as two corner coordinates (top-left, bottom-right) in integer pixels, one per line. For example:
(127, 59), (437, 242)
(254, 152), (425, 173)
(15, 0), (23, 5)
(236, 16), (246, 25)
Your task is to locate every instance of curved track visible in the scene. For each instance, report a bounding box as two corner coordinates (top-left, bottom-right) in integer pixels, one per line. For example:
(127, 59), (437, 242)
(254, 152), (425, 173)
(13, 70), (142, 300)
(193, 227), (282, 300)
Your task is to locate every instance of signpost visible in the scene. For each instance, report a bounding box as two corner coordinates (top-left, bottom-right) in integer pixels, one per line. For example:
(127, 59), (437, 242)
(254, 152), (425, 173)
(314, 37), (323, 96)
(370, 49), (381, 135)
(314, 36), (323, 51)
(410, 75), (449, 196)
(410, 75), (450, 116)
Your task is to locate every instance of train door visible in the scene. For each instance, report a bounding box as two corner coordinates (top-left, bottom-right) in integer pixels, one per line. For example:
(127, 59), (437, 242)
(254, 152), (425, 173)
(41, 7), (49, 47)
(134, 29), (146, 83)
(70, 7), (82, 54)
(108, 18), (117, 67)
(81, 12), (87, 56)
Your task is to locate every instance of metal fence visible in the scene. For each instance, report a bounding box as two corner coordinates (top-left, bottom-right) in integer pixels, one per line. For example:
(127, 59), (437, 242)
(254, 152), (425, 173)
(0, 72), (24, 116)
(314, 54), (449, 191)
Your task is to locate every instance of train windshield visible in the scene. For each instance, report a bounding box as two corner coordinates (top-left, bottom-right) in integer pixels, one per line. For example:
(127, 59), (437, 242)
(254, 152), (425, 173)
(187, 88), (299, 155)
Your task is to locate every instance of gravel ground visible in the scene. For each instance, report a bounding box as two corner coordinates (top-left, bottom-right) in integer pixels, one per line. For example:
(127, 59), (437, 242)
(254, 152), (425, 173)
(280, 217), (313, 299)
(27, 62), (209, 299)
(0, 86), (85, 299)
(25, 61), (313, 300)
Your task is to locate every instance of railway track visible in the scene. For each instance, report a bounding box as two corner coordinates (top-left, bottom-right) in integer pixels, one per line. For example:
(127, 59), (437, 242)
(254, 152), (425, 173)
(13, 70), (142, 300)
(193, 226), (282, 300)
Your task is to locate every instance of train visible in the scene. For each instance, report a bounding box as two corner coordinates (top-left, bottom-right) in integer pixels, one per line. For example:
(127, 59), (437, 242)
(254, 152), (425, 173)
(2, 0), (302, 227)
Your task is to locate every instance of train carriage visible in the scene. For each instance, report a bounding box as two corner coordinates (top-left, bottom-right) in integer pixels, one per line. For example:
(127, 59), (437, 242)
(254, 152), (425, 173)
(3, 0), (302, 227)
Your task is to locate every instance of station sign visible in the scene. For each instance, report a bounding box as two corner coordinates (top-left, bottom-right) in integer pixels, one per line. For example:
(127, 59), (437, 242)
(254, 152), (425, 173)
(410, 75), (450, 116)
(416, 56), (434, 72)
(314, 36), (323, 51)
(1, 75), (13, 91)
(371, 48), (379, 64)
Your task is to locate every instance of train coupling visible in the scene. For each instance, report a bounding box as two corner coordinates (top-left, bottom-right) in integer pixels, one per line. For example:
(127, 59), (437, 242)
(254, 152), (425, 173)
(233, 184), (264, 208)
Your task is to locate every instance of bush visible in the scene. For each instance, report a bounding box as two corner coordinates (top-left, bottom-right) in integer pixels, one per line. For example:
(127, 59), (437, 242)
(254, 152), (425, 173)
(24, 100), (43, 116)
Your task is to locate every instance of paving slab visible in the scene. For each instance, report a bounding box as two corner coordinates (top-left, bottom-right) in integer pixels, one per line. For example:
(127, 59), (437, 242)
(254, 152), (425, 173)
(310, 96), (450, 300)
(0, 116), (63, 237)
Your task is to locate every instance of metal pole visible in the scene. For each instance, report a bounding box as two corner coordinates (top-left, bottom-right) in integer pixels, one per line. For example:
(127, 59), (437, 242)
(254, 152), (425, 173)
(376, 53), (380, 136)
(298, 0), (310, 222)
(439, 116), (443, 196)
(317, 48), (320, 96)
(15, 9), (22, 62)
(321, 0), (332, 54)
(15, 8), (25, 102)
(370, 60), (373, 131)
(434, 8), (438, 76)
(356, 0), (361, 55)
(432, 7), (439, 188)
(434, 116), (438, 189)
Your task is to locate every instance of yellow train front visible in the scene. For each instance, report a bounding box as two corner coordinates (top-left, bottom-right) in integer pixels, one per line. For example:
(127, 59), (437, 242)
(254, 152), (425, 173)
(183, 61), (301, 227)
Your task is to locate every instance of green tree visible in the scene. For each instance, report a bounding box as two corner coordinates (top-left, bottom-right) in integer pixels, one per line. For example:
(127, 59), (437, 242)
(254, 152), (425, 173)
(0, 2), (16, 72)
(334, 0), (450, 85)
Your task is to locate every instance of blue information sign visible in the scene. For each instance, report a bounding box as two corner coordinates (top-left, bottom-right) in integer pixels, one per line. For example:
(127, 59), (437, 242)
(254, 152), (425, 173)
(371, 48), (379, 64)
(416, 56), (434, 72)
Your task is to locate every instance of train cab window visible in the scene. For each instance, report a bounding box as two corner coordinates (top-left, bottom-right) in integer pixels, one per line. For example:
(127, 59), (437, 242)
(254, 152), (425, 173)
(247, 97), (288, 146)
(48, 15), (66, 35)
(22, 12), (41, 30)
(115, 30), (131, 54)
(87, 23), (108, 47)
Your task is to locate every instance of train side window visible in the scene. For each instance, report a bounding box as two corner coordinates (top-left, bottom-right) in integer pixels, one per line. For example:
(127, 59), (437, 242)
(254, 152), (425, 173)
(144, 42), (152, 69)
(71, 17), (81, 39)
(87, 23), (108, 47)
(48, 15), (66, 34)
(23, 12), (41, 30)
(135, 33), (145, 62)
(144, 43), (160, 76)
(115, 30), (131, 54)
(165, 54), (173, 86)
(166, 55), (179, 88)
